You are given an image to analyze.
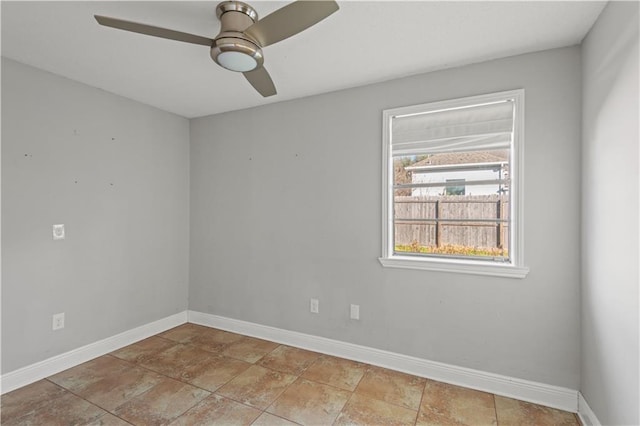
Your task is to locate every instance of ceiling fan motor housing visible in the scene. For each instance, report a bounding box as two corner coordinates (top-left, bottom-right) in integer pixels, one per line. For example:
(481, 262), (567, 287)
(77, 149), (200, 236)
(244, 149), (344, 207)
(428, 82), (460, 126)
(211, 1), (263, 72)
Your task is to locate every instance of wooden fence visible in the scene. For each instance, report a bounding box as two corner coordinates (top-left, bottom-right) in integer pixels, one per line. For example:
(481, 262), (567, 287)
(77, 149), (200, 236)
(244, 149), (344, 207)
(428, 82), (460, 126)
(394, 195), (509, 249)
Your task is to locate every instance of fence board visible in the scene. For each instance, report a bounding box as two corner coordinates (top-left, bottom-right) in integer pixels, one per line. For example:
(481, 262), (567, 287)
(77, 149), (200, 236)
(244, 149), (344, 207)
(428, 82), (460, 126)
(394, 195), (509, 249)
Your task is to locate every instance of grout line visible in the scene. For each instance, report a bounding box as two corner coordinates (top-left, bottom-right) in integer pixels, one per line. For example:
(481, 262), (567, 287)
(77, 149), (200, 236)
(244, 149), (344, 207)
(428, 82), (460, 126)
(337, 391), (357, 424)
(414, 378), (428, 425)
(49, 351), (208, 424)
(44, 377), (135, 425)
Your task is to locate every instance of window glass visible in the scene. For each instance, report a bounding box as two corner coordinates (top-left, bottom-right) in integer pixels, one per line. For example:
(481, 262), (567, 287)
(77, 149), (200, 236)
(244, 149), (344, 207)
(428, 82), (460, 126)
(393, 149), (509, 261)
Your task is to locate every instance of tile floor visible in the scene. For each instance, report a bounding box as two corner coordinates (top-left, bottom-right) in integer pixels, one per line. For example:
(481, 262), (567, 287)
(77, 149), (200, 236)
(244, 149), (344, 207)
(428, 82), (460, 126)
(1, 323), (581, 426)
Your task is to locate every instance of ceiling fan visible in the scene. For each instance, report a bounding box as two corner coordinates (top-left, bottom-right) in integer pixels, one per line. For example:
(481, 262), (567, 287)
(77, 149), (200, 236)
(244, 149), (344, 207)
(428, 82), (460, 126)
(95, 1), (339, 97)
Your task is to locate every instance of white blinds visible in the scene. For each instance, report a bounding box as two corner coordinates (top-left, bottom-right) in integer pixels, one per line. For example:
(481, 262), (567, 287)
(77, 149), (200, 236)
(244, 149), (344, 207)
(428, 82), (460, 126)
(391, 100), (514, 155)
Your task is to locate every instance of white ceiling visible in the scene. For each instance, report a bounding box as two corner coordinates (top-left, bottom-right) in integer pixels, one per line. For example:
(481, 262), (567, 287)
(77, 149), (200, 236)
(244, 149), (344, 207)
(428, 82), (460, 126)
(2, 1), (606, 118)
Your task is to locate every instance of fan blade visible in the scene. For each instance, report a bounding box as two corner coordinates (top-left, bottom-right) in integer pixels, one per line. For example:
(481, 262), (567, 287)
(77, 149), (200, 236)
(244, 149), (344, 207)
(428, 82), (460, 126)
(244, 1), (339, 47)
(94, 15), (213, 46)
(243, 67), (277, 97)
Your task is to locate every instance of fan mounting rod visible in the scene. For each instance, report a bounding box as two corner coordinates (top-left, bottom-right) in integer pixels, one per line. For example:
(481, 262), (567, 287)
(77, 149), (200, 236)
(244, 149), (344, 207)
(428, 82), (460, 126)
(211, 1), (263, 72)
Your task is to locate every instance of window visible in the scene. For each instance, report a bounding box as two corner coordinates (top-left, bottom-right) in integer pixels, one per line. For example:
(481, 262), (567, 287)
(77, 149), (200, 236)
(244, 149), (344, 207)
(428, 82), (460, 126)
(380, 90), (529, 278)
(445, 179), (466, 196)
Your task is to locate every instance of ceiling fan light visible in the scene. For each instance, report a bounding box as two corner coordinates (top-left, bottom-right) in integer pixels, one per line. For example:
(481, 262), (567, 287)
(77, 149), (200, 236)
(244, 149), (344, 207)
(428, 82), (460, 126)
(211, 37), (264, 73)
(217, 51), (257, 72)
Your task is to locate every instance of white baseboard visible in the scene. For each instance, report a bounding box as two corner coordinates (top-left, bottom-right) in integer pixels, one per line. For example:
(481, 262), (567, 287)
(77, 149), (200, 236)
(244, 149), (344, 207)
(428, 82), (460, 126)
(578, 392), (602, 426)
(0, 311), (188, 394)
(189, 310), (579, 413)
(2, 309), (580, 415)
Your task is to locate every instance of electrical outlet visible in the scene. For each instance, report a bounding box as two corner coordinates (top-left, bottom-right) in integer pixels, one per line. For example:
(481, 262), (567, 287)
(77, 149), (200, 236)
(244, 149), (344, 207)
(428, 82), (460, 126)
(52, 224), (65, 240)
(350, 304), (360, 320)
(52, 312), (65, 330)
(310, 298), (319, 314)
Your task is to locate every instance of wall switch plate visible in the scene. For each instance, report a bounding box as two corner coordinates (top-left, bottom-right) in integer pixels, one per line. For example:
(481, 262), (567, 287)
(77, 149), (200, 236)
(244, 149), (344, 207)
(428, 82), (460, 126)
(52, 312), (65, 330)
(310, 298), (319, 314)
(53, 224), (65, 240)
(350, 304), (360, 320)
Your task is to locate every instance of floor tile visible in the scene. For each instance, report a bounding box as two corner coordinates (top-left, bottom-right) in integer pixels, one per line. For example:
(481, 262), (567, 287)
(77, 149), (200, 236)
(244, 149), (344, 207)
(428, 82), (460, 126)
(48, 355), (132, 392)
(257, 345), (320, 375)
(169, 394), (261, 425)
(1, 392), (107, 426)
(221, 336), (280, 363)
(181, 354), (252, 391)
(70, 364), (165, 411)
(251, 412), (301, 426)
(190, 327), (245, 353)
(301, 355), (367, 391)
(494, 396), (579, 426)
(87, 412), (133, 425)
(216, 364), (297, 410)
(267, 377), (351, 425)
(114, 377), (210, 425)
(0, 380), (67, 423)
(355, 365), (426, 410)
(417, 379), (497, 425)
(159, 323), (213, 344)
(111, 336), (177, 363)
(138, 343), (214, 379)
(335, 393), (418, 426)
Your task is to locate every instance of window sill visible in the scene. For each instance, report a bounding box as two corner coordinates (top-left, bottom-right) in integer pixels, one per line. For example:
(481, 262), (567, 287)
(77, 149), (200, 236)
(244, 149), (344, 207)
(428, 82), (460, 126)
(378, 255), (529, 278)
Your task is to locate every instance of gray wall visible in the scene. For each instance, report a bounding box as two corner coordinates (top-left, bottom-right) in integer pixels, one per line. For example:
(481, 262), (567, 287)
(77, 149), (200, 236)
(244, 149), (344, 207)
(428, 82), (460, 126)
(1, 59), (190, 373)
(190, 46), (582, 389)
(581, 2), (639, 425)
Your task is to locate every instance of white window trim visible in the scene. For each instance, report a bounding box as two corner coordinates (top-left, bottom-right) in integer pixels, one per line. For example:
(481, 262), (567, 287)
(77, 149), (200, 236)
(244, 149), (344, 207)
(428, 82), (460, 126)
(379, 90), (529, 278)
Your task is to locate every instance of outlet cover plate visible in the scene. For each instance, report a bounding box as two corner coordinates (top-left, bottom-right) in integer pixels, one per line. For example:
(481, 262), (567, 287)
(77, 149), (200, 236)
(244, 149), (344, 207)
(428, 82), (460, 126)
(53, 224), (65, 240)
(350, 304), (360, 320)
(52, 312), (65, 330)
(310, 298), (319, 314)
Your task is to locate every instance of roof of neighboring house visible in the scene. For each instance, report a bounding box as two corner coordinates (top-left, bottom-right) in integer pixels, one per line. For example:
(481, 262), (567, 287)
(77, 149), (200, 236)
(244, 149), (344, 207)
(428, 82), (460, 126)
(408, 150), (509, 168)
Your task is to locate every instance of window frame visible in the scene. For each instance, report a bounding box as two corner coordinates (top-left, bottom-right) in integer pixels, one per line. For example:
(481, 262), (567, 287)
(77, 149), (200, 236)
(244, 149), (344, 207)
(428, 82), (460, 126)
(379, 90), (529, 278)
